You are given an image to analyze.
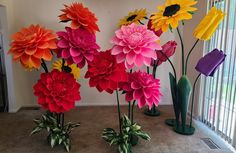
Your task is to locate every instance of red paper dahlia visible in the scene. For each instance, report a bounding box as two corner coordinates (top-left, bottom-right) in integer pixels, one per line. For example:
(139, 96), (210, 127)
(34, 70), (81, 113)
(59, 2), (99, 34)
(122, 71), (162, 109)
(56, 27), (100, 68)
(85, 50), (128, 94)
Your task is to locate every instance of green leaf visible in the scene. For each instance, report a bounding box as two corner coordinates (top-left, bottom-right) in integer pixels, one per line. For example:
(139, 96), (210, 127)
(136, 132), (151, 141)
(33, 119), (41, 124)
(63, 138), (71, 152)
(177, 75), (192, 127)
(169, 25), (173, 32)
(30, 127), (42, 135)
(50, 134), (57, 148)
(169, 72), (180, 120)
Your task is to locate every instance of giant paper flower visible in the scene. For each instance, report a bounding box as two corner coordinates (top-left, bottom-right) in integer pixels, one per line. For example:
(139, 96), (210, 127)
(34, 70), (81, 113)
(85, 50), (128, 94)
(156, 41), (177, 66)
(122, 71), (162, 109)
(56, 27), (100, 68)
(151, 0), (197, 32)
(111, 23), (162, 69)
(195, 49), (226, 76)
(119, 9), (148, 27)
(52, 59), (80, 79)
(8, 24), (57, 70)
(59, 2), (99, 33)
(193, 7), (225, 40)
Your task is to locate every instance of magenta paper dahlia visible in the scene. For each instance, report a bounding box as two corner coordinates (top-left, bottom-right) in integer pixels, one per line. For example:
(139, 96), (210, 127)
(111, 23), (162, 69)
(122, 71), (162, 109)
(56, 27), (100, 68)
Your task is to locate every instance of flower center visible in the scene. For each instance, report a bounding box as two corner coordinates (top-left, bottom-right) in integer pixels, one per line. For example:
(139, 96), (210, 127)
(163, 4), (180, 17)
(128, 32), (142, 46)
(63, 66), (72, 73)
(127, 14), (137, 21)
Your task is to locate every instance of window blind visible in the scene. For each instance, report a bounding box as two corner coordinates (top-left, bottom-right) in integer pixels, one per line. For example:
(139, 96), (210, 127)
(200, 0), (236, 149)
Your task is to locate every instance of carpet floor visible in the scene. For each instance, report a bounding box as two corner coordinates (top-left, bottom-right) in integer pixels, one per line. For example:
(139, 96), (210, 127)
(0, 105), (233, 153)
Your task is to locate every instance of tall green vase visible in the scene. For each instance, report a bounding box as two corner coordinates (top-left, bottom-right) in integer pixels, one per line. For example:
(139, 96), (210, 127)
(174, 75), (195, 135)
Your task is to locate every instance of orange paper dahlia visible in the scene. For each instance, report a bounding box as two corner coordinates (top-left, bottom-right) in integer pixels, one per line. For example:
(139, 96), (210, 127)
(59, 2), (100, 34)
(8, 24), (57, 70)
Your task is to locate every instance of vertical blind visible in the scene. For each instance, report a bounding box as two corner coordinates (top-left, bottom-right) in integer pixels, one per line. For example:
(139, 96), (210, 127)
(200, 0), (236, 149)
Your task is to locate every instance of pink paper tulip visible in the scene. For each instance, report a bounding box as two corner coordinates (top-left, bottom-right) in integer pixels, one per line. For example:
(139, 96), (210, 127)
(156, 41), (177, 66)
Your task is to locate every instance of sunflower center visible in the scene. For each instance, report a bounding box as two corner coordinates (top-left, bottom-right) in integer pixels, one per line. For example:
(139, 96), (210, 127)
(163, 4), (180, 17)
(63, 66), (72, 73)
(127, 14), (137, 21)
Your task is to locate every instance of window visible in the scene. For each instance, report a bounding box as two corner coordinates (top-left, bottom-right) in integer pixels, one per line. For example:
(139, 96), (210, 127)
(200, 0), (236, 149)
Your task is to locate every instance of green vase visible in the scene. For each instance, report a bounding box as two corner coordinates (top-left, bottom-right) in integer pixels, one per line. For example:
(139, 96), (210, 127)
(174, 75), (195, 135)
(144, 105), (161, 116)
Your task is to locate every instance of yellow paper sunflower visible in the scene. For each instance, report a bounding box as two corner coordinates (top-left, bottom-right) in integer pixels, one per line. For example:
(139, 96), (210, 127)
(119, 9), (147, 27)
(52, 59), (80, 79)
(151, 0), (197, 32)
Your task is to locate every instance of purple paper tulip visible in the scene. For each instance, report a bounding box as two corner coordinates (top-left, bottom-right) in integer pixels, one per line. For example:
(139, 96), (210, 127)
(195, 49), (226, 76)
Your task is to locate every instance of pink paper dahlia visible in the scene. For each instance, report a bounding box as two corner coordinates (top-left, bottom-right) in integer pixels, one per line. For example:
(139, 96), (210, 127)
(56, 27), (100, 68)
(122, 71), (162, 109)
(111, 23), (162, 69)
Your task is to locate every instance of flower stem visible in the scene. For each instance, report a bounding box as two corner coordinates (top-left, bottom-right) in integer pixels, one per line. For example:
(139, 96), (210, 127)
(147, 66), (150, 74)
(128, 102), (131, 119)
(61, 113), (64, 128)
(62, 58), (65, 71)
(41, 59), (48, 73)
(190, 73), (201, 128)
(185, 39), (200, 75)
(177, 28), (185, 76)
(115, 90), (122, 134)
(159, 50), (177, 80)
(131, 100), (136, 124)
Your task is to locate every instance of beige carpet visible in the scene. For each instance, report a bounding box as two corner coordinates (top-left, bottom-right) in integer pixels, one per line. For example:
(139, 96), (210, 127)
(0, 106), (233, 153)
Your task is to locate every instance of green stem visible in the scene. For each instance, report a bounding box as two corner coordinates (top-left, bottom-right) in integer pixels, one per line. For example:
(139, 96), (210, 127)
(41, 59), (48, 73)
(116, 90), (122, 134)
(185, 39), (200, 75)
(177, 28), (185, 76)
(138, 20), (145, 25)
(128, 69), (133, 120)
(147, 66), (150, 74)
(159, 50), (177, 80)
(131, 100), (136, 124)
(152, 60), (158, 78)
(62, 58), (65, 71)
(190, 73), (201, 127)
(128, 102), (131, 119)
(61, 113), (64, 128)
(56, 113), (60, 127)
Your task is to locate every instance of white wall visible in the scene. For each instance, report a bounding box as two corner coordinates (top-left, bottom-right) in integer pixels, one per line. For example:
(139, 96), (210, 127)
(1, 0), (186, 111)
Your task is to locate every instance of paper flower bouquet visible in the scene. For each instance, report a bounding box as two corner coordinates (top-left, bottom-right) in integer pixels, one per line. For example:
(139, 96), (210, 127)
(8, 0), (227, 152)
(8, 2), (100, 152)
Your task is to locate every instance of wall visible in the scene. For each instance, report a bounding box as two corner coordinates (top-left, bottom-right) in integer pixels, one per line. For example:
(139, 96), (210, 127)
(1, 0), (195, 111)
